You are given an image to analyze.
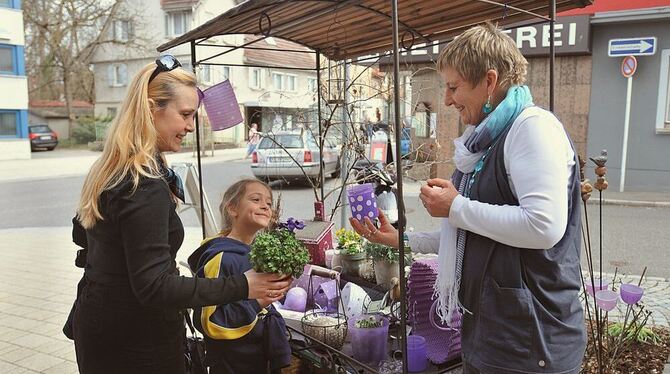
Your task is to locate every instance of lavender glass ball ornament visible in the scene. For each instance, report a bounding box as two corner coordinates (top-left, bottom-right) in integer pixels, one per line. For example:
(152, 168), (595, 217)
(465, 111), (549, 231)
(595, 289), (618, 312)
(620, 283), (644, 305)
(283, 287), (308, 312)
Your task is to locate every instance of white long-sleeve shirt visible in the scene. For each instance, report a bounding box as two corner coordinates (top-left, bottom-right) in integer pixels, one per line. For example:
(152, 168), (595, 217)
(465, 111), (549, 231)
(407, 107), (575, 253)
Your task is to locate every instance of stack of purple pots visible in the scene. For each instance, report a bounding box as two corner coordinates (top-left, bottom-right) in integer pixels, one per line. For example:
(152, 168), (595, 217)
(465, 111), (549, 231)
(407, 259), (462, 364)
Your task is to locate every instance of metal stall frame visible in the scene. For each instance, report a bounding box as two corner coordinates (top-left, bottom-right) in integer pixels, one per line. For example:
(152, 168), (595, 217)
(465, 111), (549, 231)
(158, 0), (591, 372)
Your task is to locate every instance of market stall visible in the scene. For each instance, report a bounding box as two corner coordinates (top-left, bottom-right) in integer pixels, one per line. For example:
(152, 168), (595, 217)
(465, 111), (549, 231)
(158, 0), (592, 372)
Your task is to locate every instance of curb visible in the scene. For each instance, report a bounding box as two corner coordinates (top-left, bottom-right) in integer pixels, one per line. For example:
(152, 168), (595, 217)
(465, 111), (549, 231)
(582, 270), (669, 283)
(0, 155), (247, 184)
(586, 199), (670, 208)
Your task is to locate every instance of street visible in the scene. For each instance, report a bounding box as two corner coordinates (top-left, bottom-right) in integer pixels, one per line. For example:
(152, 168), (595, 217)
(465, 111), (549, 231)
(1, 158), (669, 279)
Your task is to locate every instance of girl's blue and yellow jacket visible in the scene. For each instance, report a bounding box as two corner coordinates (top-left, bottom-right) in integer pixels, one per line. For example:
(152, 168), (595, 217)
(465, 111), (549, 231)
(187, 237), (291, 373)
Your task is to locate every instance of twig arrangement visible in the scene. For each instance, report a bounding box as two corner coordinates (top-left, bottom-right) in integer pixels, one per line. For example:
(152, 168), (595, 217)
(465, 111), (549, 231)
(579, 150), (656, 373)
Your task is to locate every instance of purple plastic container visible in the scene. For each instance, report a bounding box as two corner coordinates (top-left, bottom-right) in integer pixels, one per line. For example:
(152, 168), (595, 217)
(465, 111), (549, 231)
(347, 183), (378, 222)
(585, 278), (609, 296)
(620, 283), (644, 305)
(407, 335), (428, 372)
(595, 289), (618, 311)
(349, 315), (389, 366)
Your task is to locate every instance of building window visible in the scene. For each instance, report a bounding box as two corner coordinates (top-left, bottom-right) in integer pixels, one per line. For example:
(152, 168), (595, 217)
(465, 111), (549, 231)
(272, 72), (283, 90)
(165, 11), (191, 37)
(0, 111), (17, 137)
(108, 64), (127, 87)
(308, 78), (317, 92)
(222, 66), (230, 81)
(113, 20), (131, 42)
(656, 49), (670, 132)
(201, 65), (211, 83)
(249, 68), (263, 90)
(0, 0), (18, 8)
(0, 45), (16, 75)
(271, 72), (297, 92)
(286, 74), (297, 92)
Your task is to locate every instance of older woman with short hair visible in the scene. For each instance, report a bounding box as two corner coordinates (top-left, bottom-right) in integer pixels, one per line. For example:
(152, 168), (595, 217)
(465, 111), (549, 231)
(351, 23), (586, 373)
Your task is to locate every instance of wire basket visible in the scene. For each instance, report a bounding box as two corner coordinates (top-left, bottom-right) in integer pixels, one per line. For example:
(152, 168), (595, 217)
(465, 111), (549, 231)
(301, 266), (348, 349)
(301, 310), (348, 349)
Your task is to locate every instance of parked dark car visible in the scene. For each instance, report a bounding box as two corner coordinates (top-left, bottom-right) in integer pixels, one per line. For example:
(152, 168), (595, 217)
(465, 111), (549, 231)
(29, 125), (59, 151)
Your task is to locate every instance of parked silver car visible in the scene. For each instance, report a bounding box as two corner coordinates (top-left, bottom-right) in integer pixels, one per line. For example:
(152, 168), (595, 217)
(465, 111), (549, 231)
(250, 130), (340, 184)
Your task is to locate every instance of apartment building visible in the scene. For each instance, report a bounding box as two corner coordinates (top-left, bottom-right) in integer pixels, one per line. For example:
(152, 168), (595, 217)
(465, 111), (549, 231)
(92, 0), (317, 146)
(0, 0), (29, 160)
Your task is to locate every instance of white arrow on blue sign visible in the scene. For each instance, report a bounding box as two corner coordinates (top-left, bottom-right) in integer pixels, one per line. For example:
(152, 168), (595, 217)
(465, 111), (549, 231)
(608, 37), (657, 57)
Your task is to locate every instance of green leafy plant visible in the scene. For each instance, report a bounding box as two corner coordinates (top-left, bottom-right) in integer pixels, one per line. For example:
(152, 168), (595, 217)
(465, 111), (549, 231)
(250, 227), (310, 278)
(335, 228), (364, 255)
(608, 322), (661, 345)
(365, 242), (403, 263)
(354, 315), (382, 329)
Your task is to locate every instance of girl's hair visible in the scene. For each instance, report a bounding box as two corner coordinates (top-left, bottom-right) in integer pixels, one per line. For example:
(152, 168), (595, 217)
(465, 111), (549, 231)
(219, 179), (273, 236)
(77, 62), (197, 228)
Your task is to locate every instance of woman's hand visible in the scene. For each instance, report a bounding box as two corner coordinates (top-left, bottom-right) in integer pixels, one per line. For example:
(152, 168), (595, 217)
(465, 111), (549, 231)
(349, 209), (399, 249)
(419, 178), (460, 217)
(244, 270), (291, 305)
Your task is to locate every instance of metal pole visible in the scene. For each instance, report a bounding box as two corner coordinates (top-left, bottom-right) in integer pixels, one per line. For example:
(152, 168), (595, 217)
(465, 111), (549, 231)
(391, 0), (408, 372)
(549, 0), (555, 112)
(316, 51), (325, 201)
(191, 41), (206, 240)
(340, 61), (350, 228)
(620, 75), (633, 192)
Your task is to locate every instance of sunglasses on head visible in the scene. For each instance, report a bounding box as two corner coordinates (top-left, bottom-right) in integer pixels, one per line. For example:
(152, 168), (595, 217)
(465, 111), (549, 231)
(148, 54), (182, 83)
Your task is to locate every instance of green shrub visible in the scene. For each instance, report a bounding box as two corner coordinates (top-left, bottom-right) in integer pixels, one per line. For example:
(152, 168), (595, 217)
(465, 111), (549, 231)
(250, 228), (310, 277)
(71, 119), (96, 144)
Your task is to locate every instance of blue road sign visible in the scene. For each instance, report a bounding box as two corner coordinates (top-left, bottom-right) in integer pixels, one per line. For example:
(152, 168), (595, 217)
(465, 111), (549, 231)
(608, 37), (657, 57)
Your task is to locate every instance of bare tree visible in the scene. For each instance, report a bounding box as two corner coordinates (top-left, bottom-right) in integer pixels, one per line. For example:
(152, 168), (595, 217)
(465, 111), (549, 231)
(23, 0), (152, 134)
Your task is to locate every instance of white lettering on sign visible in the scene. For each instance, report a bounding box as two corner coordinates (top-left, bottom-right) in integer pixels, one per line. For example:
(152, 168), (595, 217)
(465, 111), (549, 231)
(517, 27), (537, 48)
(363, 15), (590, 65)
(410, 43), (428, 56)
(542, 24), (563, 47)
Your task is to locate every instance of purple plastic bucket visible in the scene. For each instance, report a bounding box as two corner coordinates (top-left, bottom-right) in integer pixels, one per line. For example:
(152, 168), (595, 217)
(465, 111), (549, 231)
(620, 283), (644, 305)
(407, 335), (428, 372)
(348, 315), (389, 366)
(584, 278), (609, 296)
(595, 289), (618, 311)
(347, 183), (378, 222)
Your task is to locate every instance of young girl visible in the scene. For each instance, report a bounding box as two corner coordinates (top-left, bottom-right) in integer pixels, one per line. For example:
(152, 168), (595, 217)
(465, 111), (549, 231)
(188, 179), (292, 373)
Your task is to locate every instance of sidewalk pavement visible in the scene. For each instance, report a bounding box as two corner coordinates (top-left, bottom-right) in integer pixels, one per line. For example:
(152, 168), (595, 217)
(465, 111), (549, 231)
(0, 225), (669, 373)
(0, 147), (248, 183)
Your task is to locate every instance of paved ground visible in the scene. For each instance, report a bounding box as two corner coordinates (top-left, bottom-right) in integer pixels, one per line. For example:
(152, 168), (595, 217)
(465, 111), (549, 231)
(1, 149), (669, 372)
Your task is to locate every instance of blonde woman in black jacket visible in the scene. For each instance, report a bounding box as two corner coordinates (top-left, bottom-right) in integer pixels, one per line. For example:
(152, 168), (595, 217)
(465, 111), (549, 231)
(71, 55), (291, 374)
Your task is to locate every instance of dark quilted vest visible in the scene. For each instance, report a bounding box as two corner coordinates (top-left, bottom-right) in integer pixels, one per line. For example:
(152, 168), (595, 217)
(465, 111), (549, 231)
(458, 116), (586, 373)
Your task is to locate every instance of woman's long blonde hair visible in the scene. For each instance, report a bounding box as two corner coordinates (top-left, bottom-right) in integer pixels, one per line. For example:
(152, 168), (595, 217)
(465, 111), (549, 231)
(77, 62), (197, 228)
(218, 179), (273, 236)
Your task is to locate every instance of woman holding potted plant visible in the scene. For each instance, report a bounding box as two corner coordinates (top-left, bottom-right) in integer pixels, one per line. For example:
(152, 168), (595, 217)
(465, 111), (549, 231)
(188, 179), (299, 373)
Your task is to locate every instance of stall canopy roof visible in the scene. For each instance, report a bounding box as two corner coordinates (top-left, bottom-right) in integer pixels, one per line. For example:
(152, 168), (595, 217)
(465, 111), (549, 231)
(158, 0), (592, 60)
